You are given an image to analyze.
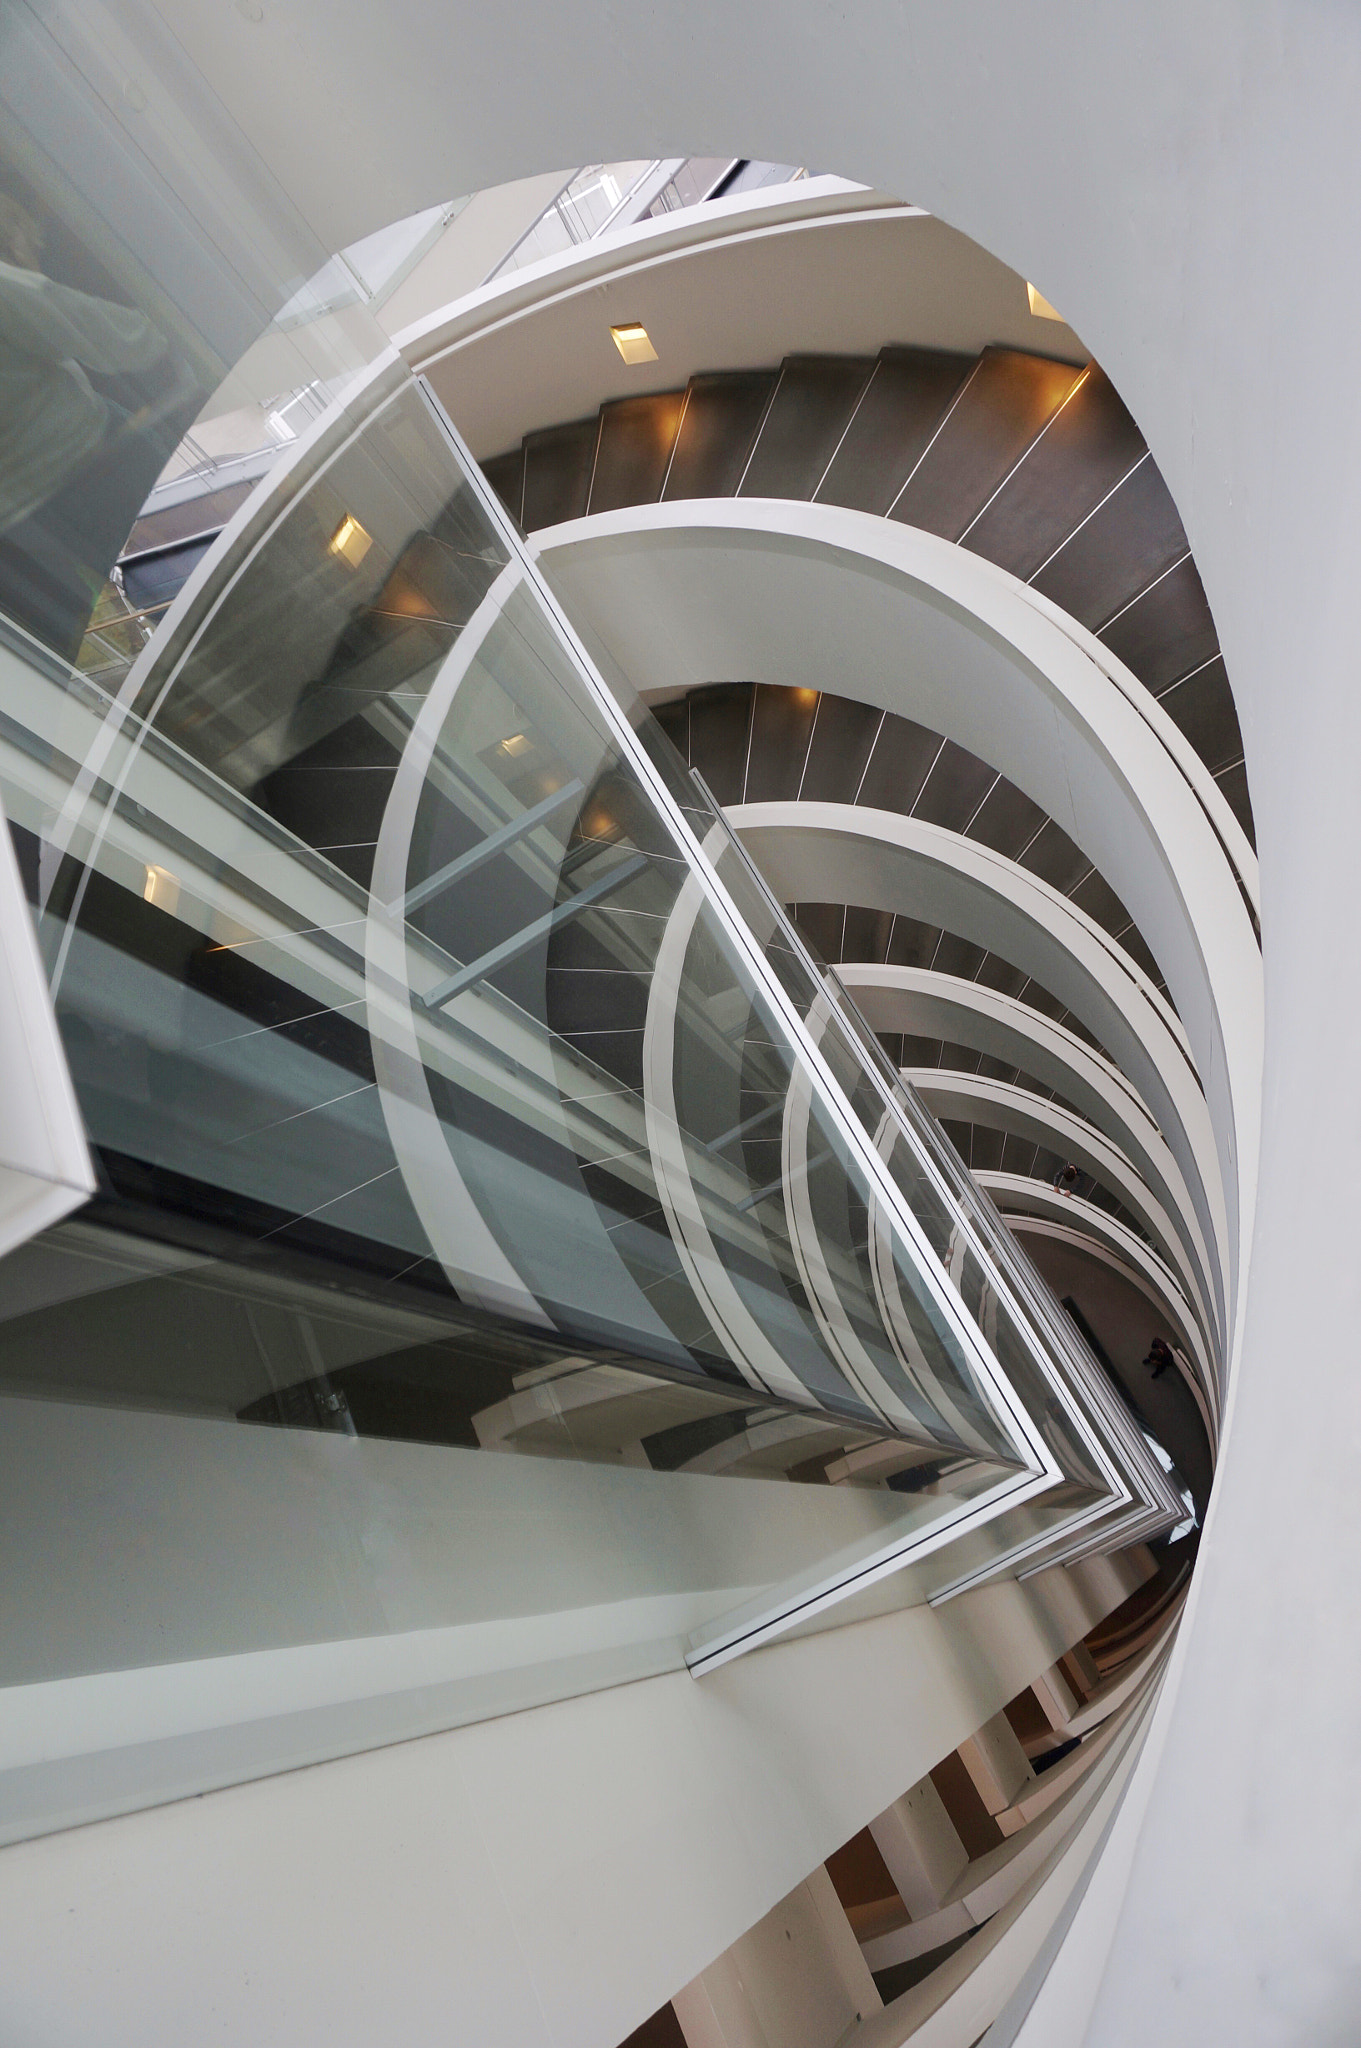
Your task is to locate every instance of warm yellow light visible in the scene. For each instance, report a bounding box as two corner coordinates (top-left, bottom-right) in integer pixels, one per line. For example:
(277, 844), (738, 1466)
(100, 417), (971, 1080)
(610, 321), (658, 365)
(499, 732), (529, 756)
(1027, 282), (1065, 323)
(328, 512), (373, 568)
(143, 864), (180, 914)
(793, 687), (819, 707)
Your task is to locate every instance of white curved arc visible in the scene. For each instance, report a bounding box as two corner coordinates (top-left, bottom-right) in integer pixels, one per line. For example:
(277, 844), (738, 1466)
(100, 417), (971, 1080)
(536, 500), (1260, 1365)
(778, 1002), (943, 1438)
(865, 1111), (1006, 1460)
(838, 962), (1160, 1161)
(838, 960), (1211, 1321)
(997, 1205), (1217, 1452)
(979, 1175), (1213, 1398)
(906, 1067), (1211, 1342)
(639, 829), (812, 1409)
(729, 799), (1227, 1359)
(364, 560), (550, 1324)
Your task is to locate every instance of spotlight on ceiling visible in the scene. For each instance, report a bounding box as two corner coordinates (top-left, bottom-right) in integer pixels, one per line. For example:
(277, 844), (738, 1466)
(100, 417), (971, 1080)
(328, 513), (373, 568)
(610, 321), (658, 365)
(1027, 282), (1065, 323)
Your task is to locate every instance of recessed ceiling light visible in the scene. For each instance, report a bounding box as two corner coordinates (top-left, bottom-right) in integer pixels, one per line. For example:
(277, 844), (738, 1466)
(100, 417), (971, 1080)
(499, 732), (530, 755)
(328, 512), (373, 568)
(610, 321), (658, 365)
(1027, 282), (1065, 323)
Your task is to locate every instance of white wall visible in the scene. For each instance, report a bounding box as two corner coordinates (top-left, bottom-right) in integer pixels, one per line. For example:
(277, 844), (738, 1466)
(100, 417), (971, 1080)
(0, 1561), (1127, 2048)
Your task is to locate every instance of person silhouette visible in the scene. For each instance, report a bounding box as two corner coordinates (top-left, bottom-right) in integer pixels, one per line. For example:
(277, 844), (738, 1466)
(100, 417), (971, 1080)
(0, 190), (170, 534)
(1143, 1337), (1174, 1380)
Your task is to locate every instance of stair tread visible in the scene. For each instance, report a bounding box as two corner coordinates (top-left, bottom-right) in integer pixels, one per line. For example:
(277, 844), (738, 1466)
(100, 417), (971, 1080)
(961, 364), (1145, 580)
(816, 346), (973, 514)
(738, 354), (873, 500)
(891, 347), (1084, 542)
(589, 391), (687, 514)
(1031, 453), (1188, 628)
(661, 372), (777, 500)
(522, 417), (598, 531)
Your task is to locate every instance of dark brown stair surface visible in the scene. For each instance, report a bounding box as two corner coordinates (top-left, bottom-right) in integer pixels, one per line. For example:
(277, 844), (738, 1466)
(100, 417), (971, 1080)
(480, 446), (524, 526)
(1214, 761), (1254, 846)
(854, 712), (947, 816)
(1157, 657), (1246, 777)
(588, 391), (687, 514)
(481, 338), (1250, 838)
(890, 347), (1085, 542)
(961, 364), (1148, 580)
(816, 347), (974, 514)
(965, 779), (1050, 861)
(737, 354), (872, 500)
(910, 738), (998, 832)
(798, 693), (884, 803)
(522, 417), (598, 531)
(744, 681), (821, 802)
(684, 679), (753, 804)
(1098, 553), (1219, 692)
(1030, 454), (1189, 628)
(661, 371), (778, 499)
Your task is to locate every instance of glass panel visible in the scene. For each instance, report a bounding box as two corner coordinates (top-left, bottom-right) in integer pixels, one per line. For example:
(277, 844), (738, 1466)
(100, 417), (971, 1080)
(0, 11), (1144, 1809)
(0, 359), (1045, 1723)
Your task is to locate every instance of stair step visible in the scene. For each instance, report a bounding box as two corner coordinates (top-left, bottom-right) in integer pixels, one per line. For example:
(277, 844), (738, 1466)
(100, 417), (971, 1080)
(1030, 453), (1188, 628)
(685, 680), (755, 803)
(816, 346), (973, 514)
(744, 681), (821, 801)
(522, 416), (597, 530)
(1157, 656), (1246, 777)
(1099, 553), (1218, 691)
(661, 371), (777, 499)
(891, 347), (1084, 541)
(798, 694), (883, 803)
(588, 391), (687, 514)
(481, 447), (524, 526)
(961, 364), (1146, 580)
(738, 354), (873, 500)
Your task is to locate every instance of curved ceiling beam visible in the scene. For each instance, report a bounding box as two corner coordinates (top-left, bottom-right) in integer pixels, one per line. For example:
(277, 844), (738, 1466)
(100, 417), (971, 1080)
(725, 799), (1227, 1363)
(837, 962), (1201, 1270)
(905, 1069), (1211, 1345)
(536, 499), (1260, 1354)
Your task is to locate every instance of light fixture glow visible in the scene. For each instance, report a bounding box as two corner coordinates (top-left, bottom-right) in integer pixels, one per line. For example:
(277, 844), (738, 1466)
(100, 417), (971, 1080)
(1027, 282), (1065, 323)
(143, 864), (180, 914)
(328, 512), (373, 568)
(610, 321), (658, 365)
(499, 732), (529, 755)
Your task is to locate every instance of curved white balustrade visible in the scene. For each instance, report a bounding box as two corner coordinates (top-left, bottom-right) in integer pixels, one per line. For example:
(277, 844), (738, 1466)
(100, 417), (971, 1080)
(838, 963), (1206, 1310)
(728, 799), (1226, 1366)
(904, 1069), (1211, 1352)
(536, 500), (1262, 1377)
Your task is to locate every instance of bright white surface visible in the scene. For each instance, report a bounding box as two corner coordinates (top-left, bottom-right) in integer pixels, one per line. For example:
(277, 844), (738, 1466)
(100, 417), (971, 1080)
(406, 193), (1086, 458)
(0, 1565), (1126, 2048)
(0, 765), (94, 1254)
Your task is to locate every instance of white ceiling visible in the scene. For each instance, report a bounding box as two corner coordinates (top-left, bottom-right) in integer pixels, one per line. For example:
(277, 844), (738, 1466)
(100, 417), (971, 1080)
(408, 183), (1086, 459)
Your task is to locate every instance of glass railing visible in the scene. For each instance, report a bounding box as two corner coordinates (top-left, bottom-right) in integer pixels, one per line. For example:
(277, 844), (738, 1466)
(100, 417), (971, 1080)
(0, 35), (1159, 1812)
